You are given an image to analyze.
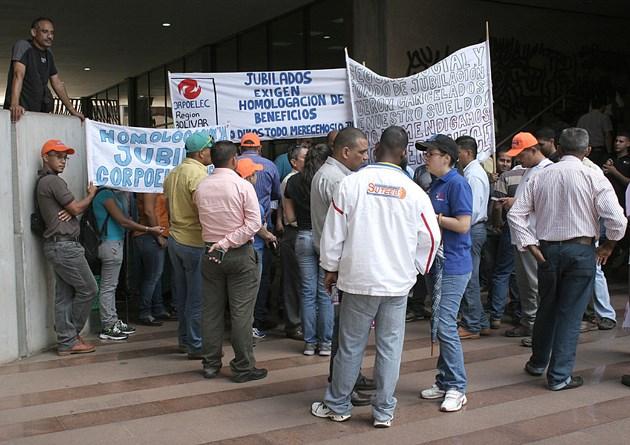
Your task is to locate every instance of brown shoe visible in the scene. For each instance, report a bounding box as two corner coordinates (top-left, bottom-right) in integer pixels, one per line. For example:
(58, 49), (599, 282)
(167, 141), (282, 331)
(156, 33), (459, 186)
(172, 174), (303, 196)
(505, 326), (532, 338)
(58, 342), (96, 356)
(480, 327), (491, 336)
(458, 327), (480, 339)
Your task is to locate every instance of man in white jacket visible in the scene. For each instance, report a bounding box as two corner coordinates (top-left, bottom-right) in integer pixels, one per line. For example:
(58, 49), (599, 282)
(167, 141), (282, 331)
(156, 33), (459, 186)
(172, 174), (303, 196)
(311, 126), (441, 428)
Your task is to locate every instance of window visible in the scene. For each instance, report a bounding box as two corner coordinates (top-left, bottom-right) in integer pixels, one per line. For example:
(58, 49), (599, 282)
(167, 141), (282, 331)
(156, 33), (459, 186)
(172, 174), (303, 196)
(270, 11), (304, 70)
(239, 25), (268, 71)
(309, 0), (347, 69)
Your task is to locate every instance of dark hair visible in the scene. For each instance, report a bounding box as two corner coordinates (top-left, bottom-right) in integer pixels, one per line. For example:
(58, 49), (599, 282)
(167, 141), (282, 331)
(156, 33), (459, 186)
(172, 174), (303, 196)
(333, 127), (367, 153)
(299, 143), (331, 197)
(379, 126), (408, 151)
(559, 128), (589, 155)
(211, 141), (238, 168)
(617, 129), (630, 139)
(455, 135), (478, 157)
(534, 127), (555, 141)
(31, 17), (53, 29)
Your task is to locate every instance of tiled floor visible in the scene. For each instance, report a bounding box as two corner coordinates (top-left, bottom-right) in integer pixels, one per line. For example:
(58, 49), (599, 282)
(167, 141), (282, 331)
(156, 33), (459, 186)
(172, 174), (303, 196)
(1, 285), (629, 444)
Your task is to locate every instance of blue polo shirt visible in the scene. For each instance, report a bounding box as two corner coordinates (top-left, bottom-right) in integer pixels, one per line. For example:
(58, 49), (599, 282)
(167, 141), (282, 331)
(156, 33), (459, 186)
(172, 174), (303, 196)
(239, 151), (281, 227)
(429, 168), (473, 275)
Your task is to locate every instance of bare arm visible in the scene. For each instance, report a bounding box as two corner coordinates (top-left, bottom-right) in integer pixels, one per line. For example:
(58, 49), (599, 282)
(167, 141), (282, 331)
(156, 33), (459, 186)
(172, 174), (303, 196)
(103, 198), (163, 234)
(50, 74), (84, 121)
(9, 61), (26, 122)
(438, 214), (471, 234)
(64, 182), (97, 216)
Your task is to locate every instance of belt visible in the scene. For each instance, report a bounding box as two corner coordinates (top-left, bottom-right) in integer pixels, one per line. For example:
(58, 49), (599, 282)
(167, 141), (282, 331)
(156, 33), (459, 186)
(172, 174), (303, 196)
(540, 237), (594, 246)
(205, 240), (252, 248)
(46, 235), (80, 243)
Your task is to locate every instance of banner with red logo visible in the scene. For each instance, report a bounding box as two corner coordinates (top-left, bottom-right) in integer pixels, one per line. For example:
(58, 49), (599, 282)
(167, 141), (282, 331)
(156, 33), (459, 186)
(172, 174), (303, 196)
(346, 42), (495, 167)
(168, 69), (353, 141)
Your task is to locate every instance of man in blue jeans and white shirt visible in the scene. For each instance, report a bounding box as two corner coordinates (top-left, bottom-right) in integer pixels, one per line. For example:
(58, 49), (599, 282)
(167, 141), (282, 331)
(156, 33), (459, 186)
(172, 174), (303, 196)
(311, 126), (440, 428)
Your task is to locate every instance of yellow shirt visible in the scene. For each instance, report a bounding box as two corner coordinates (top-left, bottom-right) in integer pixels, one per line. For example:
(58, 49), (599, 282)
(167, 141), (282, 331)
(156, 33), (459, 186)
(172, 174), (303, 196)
(163, 157), (208, 247)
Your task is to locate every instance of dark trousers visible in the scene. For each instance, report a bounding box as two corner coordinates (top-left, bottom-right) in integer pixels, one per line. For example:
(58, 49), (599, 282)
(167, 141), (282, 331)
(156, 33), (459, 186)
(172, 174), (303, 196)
(280, 226), (301, 331)
(529, 242), (596, 388)
(201, 243), (260, 375)
(253, 246), (272, 329)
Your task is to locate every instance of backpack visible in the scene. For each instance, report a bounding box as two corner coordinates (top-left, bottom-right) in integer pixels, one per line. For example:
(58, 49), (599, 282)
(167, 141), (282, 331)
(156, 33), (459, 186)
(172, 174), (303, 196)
(31, 176), (47, 238)
(79, 188), (111, 274)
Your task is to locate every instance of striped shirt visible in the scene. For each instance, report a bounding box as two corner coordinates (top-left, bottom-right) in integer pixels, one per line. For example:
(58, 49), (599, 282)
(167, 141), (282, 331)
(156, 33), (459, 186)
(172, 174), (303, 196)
(507, 155), (627, 250)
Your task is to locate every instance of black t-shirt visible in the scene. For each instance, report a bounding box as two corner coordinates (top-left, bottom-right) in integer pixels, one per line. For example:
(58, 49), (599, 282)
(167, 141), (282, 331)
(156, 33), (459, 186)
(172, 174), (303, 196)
(612, 155), (630, 209)
(285, 173), (312, 230)
(3, 39), (58, 112)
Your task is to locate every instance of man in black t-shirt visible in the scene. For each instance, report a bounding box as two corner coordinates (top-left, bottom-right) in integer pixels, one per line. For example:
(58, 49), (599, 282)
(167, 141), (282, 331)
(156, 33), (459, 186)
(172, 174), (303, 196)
(602, 130), (630, 210)
(4, 17), (84, 122)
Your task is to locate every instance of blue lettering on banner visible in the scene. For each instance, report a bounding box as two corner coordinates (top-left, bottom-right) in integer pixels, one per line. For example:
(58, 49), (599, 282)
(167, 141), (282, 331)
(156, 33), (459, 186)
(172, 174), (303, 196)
(94, 166), (172, 189)
(243, 71), (312, 86)
(114, 145), (131, 166)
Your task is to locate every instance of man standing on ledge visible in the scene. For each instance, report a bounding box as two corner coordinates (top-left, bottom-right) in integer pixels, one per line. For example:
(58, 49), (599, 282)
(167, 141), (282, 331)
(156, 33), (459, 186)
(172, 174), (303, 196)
(4, 17), (84, 122)
(195, 142), (266, 383)
(508, 128), (626, 391)
(37, 139), (97, 355)
(311, 126), (440, 428)
(163, 133), (213, 359)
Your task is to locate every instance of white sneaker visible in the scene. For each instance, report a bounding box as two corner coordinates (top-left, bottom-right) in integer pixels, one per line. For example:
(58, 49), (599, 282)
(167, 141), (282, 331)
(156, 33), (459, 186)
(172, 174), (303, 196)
(373, 418), (392, 428)
(420, 384), (446, 400)
(440, 389), (467, 412)
(311, 401), (351, 422)
(303, 343), (316, 356)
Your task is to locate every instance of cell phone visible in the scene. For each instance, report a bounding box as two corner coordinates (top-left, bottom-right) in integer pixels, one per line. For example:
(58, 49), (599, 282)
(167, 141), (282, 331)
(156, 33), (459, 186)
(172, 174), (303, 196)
(207, 246), (226, 263)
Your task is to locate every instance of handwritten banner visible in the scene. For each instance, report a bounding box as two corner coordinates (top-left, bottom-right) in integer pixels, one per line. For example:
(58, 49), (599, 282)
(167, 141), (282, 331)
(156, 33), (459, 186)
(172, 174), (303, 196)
(168, 69), (353, 141)
(86, 119), (229, 193)
(346, 42), (495, 166)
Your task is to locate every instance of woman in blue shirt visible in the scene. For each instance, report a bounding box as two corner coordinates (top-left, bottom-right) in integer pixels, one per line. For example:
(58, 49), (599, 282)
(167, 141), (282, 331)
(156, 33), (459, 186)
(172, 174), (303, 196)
(416, 135), (472, 413)
(93, 188), (163, 341)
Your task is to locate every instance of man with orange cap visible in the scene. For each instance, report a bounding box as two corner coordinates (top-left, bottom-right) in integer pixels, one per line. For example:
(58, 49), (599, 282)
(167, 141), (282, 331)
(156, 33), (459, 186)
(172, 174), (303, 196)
(37, 139), (98, 356)
(501, 133), (552, 345)
(239, 132), (281, 338)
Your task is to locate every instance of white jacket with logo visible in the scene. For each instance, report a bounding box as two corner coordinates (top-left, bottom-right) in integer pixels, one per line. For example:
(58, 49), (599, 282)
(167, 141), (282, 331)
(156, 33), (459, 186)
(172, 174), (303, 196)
(320, 163), (441, 297)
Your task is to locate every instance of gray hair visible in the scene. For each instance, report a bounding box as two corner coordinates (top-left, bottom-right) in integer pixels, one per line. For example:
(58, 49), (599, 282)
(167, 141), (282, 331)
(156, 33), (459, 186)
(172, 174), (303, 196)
(559, 128), (589, 155)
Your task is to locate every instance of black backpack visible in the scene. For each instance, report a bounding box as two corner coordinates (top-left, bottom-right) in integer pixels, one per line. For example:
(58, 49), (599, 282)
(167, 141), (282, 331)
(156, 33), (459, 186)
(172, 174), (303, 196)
(79, 188), (111, 274)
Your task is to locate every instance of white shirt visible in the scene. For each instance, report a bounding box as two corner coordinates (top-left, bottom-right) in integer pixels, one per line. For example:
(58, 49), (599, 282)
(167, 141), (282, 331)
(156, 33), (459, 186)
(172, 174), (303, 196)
(320, 163), (441, 296)
(463, 159), (489, 225)
(509, 158), (553, 245)
(508, 156), (627, 250)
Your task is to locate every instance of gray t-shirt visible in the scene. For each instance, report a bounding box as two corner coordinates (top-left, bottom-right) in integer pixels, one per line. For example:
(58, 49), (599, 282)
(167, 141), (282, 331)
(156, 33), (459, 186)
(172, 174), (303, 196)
(37, 171), (79, 238)
(3, 39), (58, 112)
(576, 109), (613, 148)
(310, 157), (352, 254)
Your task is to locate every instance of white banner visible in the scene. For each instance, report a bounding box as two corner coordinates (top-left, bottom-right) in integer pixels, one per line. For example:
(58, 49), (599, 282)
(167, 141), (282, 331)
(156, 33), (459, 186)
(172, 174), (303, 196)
(168, 69), (353, 141)
(85, 119), (229, 193)
(346, 42), (495, 166)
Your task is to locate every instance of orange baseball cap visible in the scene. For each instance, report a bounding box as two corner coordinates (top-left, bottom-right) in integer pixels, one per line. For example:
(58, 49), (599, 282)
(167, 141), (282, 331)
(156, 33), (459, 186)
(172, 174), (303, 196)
(41, 139), (76, 156)
(506, 132), (538, 156)
(240, 132), (261, 148)
(236, 158), (263, 179)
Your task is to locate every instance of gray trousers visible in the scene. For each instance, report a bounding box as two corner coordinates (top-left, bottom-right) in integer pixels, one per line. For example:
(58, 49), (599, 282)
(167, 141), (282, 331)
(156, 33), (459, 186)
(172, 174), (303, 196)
(43, 240), (98, 349)
(515, 249), (539, 331)
(280, 226), (301, 331)
(201, 243), (259, 376)
(97, 240), (124, 329)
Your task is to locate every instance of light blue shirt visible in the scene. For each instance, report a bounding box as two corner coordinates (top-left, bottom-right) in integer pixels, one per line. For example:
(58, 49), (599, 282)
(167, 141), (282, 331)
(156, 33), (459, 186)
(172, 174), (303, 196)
(463, 159), (489, 225)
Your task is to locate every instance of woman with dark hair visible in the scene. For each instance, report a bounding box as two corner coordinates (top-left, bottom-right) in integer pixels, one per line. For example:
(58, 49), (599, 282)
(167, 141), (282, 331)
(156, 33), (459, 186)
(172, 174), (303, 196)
(284, 143), (333, 356)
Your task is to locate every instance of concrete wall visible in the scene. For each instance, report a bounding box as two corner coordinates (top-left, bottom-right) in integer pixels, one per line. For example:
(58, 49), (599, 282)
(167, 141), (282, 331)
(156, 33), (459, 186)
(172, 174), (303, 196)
(0, 110), (18, 363)
(0, 111), (86, 363)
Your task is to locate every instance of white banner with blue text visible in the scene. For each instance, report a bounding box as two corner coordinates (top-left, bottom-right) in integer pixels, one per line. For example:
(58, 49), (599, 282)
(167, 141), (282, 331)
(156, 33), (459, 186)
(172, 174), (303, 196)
(85, 119), (229, 193)
(346, 42), (495, 167)
(168, 69), (353, 141)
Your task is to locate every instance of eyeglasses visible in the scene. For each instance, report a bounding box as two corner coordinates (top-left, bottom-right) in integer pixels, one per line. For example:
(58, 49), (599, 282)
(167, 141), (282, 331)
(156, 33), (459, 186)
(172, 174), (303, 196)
(424, 151), (445, 158)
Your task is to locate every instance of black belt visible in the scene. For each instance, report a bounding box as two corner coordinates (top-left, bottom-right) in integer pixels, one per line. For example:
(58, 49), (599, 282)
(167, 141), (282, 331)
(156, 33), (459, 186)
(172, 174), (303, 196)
(540, 237), (594, 246)
(46, 235), (80, 243)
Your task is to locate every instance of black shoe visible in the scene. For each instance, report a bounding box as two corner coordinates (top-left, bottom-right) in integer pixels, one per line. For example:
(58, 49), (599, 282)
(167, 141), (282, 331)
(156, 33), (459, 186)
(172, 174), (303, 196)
(203, 367), (220, 379)
(188, 352), (203, 360)
(551, 376), (583, 391)
(355, 375), (376, 391)
(351, 390), (372, 406)
(137, 316), (163, 327)
(285, 328), (304, 341)
(524, 361), (544, 376)
(231, 367), (268, 383)
(598, 318), (616, 330)
(621, 375), (630, 387)
(154, 311), (178, 321)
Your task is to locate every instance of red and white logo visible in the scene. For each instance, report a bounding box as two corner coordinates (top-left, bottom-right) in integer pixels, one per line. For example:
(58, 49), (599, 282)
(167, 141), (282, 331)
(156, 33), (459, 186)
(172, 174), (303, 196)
(177, 78), (202, 100)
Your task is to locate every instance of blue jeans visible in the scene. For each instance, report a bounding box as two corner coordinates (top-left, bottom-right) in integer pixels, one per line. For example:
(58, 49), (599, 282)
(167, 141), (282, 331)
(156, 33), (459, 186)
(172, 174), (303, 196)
(167, 237), (204, 352)
(436, 272), (471, 392)
(593, 250), (616, 321)
(324, 293), (407, 422)
(488, 227), (518, 320)
(460, 223), (489, 332)
(134, 234), (167, 319)
(529, 242), (595, 388)
(295, 230), (333, 345)
(253, 245), (272, 329)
